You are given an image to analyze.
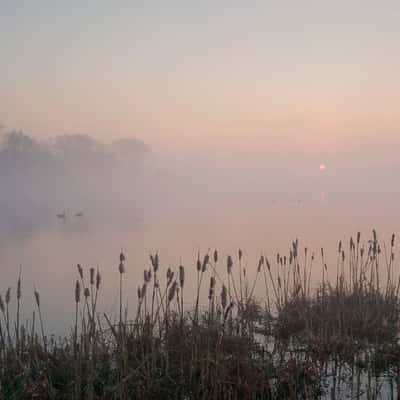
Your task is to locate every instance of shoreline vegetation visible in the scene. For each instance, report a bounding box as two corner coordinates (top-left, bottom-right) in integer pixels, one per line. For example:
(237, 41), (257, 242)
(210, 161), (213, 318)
(1, 231), (400, 399)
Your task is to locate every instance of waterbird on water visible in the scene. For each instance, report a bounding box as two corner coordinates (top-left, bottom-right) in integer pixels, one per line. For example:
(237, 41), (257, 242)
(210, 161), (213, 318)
(75, 212), (83, 218)
(57, 210), (66, 220)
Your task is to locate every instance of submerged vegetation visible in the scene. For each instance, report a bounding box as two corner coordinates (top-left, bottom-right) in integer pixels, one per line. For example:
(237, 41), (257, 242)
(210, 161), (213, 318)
(1, 231), (400, 399)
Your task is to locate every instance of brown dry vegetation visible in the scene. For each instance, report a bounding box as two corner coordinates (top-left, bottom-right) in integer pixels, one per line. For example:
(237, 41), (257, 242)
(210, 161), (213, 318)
(0, 231), (399, 399)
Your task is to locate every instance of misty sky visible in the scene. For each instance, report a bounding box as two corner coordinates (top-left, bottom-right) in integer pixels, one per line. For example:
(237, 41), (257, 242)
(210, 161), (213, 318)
(1, 1), (400, 160)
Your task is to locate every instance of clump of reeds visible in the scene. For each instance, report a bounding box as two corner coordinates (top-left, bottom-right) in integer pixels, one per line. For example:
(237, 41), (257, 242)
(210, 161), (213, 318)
(0, 231), (399, 399)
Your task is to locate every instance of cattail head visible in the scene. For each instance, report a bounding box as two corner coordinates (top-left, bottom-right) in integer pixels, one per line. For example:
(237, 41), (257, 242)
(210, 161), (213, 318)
(150, 254), (159, 273)
(221, 285), (227, 309)
(392, 234), (395, 247)
(34, 290), (40, 307)
(196, 256), (201, 272)
(166, 268), (174, 285)
(84, 287), (90, 299)
(208, 276), (216, 300)
(179, 265), (185, 288)
(77, 264), (83, 279)
(238, 249), (242, 261)
(96, 269), (101, 290)
(357, 232), (361, 244)
(257, 256), (263, 272)
(202, 254), (209, 272)
(338, 241), (342, 253)
(141, 283), (147, 299)
(5, 287), (11, 304)
(90, 268), (95, 285)
(168, 281), (177, 303)
(292, 242), (298, 258)
(0, 296), (4, 313)
(321, 248), (324, 258)
(227, 255), (233, 274)
(137, 286), (141, 300)
(75, 280), (81, 303)
(213, 250), (218, 264)
(120, 251), (126, 262)
(17, 269), (22, 300)
(119, 262), (125, 274)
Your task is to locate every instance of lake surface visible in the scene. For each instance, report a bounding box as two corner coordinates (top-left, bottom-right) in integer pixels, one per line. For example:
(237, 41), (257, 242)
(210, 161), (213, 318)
(0, 196), (399, 336)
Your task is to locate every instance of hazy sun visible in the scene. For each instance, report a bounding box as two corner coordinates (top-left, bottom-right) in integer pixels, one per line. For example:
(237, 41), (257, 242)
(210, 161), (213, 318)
(319, 164), (326, 172)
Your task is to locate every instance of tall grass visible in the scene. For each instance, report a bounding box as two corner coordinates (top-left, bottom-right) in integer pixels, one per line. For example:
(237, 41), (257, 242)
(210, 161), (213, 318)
(0, 231), (399, 399)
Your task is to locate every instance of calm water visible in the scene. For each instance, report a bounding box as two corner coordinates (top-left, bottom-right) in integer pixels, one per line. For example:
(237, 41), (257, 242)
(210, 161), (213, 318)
(0, 197), (399, 335)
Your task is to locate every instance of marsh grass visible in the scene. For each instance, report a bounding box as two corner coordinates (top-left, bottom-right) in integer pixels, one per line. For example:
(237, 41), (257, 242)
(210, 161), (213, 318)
(0, 231), (399, 399)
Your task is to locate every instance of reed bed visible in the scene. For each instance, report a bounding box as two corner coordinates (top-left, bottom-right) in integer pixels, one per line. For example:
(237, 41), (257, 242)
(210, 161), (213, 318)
(0, 231), (399, 399)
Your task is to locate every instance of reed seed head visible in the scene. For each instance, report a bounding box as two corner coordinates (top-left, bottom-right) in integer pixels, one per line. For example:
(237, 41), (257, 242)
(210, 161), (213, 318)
(75, 280), (81, 303)
(17, 274), (22, 300)
(150, 254), (159, 272)
(197, 257), (201, 272)
(5, 287), (11, 304)
(179, 265), (185, 288)
(227, 255), (233, 274)
(34, 290), (40, 307)
(141, 283), (147, 298)
(77, 264), (83, 279)
(208, 276), (216, 300)
(90, 267), (95, 285)
(221, 285), (227, 309)
(166, 268), (174, 285)
(168, 281), (177, 303)
(257, 256), (263, 272)
(96, 269), (101, 290)
(119, 262), (125, 274)
(213, 250), (218, 264)
(202, 254), (209, 272)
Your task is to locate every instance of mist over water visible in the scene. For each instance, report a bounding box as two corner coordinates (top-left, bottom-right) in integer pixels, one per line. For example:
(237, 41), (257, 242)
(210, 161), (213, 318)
(0, 130), (399, 335)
